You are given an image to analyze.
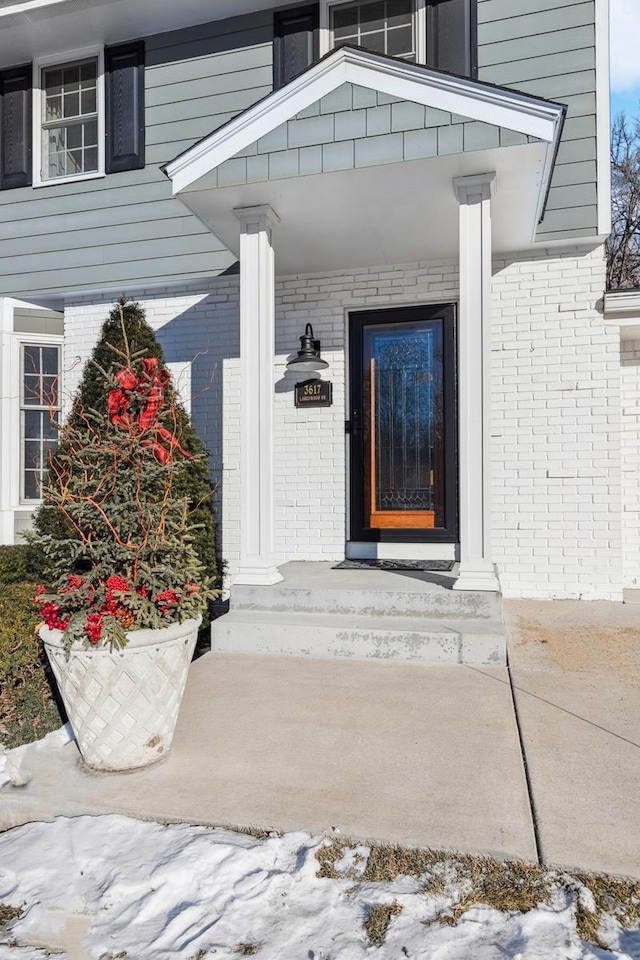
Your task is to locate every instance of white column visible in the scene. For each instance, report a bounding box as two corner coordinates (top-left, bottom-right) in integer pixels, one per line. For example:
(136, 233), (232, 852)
(453, 174), (499, 592)
(233, 205), (282, 586)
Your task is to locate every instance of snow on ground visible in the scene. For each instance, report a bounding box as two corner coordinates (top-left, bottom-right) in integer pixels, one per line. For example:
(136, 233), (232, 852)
(0, 814), (639, 960)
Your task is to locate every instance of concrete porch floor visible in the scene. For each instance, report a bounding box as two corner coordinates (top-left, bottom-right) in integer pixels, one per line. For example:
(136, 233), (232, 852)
(2, 598), (639, 879)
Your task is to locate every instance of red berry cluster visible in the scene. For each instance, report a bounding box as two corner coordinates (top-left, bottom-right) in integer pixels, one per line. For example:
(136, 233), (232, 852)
(156, 588), (179, 617)
(85, 613), (104, 645)
(35, 585), (70, 631)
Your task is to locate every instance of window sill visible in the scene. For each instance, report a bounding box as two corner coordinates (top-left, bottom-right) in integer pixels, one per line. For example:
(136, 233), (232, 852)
(33, 171), (106, 188)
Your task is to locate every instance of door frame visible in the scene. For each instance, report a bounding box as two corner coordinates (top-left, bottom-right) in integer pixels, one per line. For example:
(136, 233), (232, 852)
(348, 303), (458, 543)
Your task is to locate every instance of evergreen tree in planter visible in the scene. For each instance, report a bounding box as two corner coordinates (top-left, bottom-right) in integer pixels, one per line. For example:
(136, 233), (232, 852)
(33, 298), (220, 626)
(30, 301), (218, 649)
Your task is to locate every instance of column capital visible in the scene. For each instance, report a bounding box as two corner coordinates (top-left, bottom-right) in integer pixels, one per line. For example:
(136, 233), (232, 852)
(453, 172), (496, 204)
(233, 204), (281, 230)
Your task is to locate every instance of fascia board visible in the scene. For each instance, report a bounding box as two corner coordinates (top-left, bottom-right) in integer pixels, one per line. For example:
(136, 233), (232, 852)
(165, 46), (564, 195)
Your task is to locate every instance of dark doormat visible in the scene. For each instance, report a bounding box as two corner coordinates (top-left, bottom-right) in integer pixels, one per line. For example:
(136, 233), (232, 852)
(333, 559), (455, 572)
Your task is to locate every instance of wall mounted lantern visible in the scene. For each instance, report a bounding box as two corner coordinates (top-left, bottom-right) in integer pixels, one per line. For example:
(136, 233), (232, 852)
(286, 323), (329, 372)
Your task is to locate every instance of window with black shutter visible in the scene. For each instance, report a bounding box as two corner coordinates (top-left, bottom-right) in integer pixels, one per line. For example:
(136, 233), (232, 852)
(0, 41), (144, 190)
(273, 5), (319, 90)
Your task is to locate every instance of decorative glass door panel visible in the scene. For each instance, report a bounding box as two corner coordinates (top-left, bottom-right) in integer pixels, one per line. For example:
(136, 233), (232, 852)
(364, 320), (443, 529)
(349, 305), (457, 542)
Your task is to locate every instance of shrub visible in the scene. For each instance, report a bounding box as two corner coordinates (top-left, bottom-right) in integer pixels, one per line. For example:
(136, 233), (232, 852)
(33, 298), (221, 631)
(0, 544), (43, 584)
(0, 582), (64, 749)
(29, 303), (218, 649)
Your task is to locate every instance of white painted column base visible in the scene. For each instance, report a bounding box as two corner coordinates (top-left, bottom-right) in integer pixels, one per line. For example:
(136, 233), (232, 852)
(453, 560), (499, 592)
(232, 563), (283, 587)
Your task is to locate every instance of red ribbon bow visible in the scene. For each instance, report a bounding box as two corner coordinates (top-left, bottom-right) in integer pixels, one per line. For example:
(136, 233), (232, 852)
(107, 358), (192, 464)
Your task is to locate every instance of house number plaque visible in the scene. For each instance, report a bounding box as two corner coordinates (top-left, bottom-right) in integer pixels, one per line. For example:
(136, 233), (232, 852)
(294, 379), (333, 408)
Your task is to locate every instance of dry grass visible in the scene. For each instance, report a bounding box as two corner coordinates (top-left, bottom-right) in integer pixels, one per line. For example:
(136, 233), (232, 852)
(573, 872), (640, 947)
(315, 838), (640, 949)
(233, 942), (262, 956)
(364, 902), (403, 946)
(0, 903), (22, 927)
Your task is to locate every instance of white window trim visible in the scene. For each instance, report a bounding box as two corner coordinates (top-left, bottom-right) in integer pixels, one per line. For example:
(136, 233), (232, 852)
(32, 45), (105, 188)
(17, 332), (63, 505)
(319, 0), (426, 65)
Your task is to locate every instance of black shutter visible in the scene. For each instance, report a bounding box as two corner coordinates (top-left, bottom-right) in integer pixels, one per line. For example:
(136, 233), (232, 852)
(426, 0), (477, 78)
(273, 5), (319, 91)
(105, 41), (145, 173)
(0, 64), (32, 190)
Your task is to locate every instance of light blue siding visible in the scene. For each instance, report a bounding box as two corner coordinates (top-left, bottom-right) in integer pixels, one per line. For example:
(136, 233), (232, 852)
(210, 84), (540, 189)
(477, 0), (599, 240)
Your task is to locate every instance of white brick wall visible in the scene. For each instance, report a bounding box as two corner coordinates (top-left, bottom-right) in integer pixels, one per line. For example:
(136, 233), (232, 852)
(491, 246), (621, 600)
(64, 242), (622, 599)
(621, 339), (640, 588)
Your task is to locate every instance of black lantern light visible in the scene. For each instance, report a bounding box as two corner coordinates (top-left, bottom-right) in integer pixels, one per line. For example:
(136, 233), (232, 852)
(286, 323), (329, 372)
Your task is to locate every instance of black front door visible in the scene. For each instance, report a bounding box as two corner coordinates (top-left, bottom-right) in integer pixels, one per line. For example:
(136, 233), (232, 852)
(348, 304), (458, 543)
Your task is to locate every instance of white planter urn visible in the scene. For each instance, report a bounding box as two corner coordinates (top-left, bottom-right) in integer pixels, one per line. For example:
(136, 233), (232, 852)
(41, 616), (201, 772)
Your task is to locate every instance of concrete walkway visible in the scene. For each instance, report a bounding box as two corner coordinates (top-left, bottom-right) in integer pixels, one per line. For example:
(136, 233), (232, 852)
(2, 599), (639, 879)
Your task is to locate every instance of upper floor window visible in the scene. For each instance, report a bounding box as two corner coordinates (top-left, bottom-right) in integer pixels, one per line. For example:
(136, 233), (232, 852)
(21, 343), (60, 501)
(321, 0), (427, 63)
(38, 53), (103, 184)
(0, 40), (145, 191)
(330, 0), (418, 62)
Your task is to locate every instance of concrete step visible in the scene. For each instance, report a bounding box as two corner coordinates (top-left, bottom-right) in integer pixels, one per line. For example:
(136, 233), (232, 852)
(210, 609), (505, 665)
(230, 580), (501, 621)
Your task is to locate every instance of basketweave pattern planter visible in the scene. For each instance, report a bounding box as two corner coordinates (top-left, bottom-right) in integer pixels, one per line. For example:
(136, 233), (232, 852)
(41, 617), (201, 772)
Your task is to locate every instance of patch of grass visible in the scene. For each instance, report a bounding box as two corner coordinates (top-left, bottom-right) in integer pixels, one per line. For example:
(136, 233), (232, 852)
(571, 873), (640, 948)
(316, 841), (348, 879)
(233, 942), (262, 956)
(364, 902), (402, 946)
(315, 840), (640, 949)
(0, 582), (65, 749)
(0, 903), (22, 926)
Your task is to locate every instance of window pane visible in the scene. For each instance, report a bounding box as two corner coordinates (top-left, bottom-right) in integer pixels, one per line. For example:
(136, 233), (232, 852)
(83, 118), (98, 147)
(359, 1), (385, 32)
(41, 348), (58, 375)
(387, 24), (413, 55)
(24, 409), (43, 440)
(64, 92), (80, 118)
(23, 376), (41, 406)
(24, 440), (42, 471)
(85, 146), (98, 171)
(81, 60), (97, 83)
(24, 471), (40, 500)
(81, 88), (97, 114)
(45, 69), (62, 93)
(45, 95), (62, 121)
(388, 0), (413, 25)
(333, 4), (359, 30)
(63, 65), (80, 88)
(67, 123), (82, 149)
(23, 345), (40, 375)
(361, 29), (386, 53)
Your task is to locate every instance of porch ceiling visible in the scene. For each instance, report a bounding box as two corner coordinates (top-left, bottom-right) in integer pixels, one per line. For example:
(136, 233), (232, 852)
(180, 143), (549, 274)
